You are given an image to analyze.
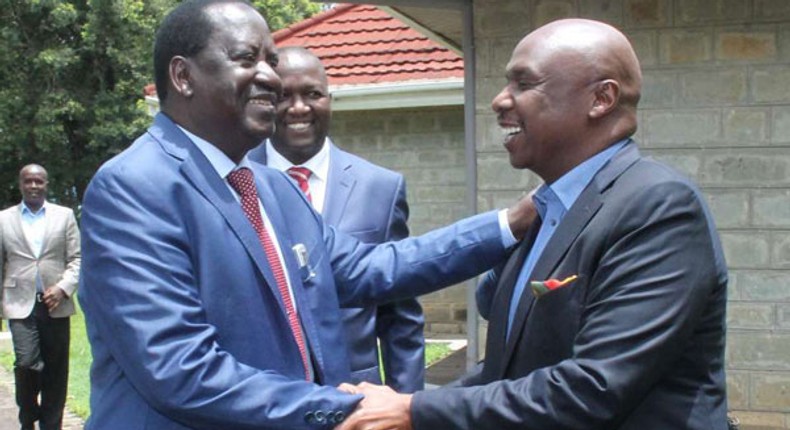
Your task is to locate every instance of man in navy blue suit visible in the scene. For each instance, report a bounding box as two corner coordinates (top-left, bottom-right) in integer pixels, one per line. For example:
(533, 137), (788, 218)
(78, 1), (535, 429)
(249, 46), (425, 393)
(338, 18), (728, 430)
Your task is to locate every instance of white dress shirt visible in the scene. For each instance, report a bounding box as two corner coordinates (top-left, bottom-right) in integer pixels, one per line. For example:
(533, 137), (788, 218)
(264, 138), (331, 214)
(178, 127), (300, 310)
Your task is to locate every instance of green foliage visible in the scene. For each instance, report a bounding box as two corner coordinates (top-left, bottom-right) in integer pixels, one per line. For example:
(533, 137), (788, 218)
(0, 0), (321, 210)
(0, 0), (169, 208)
(251, 0), (321, 31)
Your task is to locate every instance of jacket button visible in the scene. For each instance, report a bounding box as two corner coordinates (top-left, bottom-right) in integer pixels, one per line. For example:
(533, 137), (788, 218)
(304, 411), (315, 424)
(334, 411), (346, 423)
(314, 410), (326, 424)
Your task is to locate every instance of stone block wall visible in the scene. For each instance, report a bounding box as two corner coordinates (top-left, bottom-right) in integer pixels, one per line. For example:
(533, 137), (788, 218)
(474, 0), (790, 427)
(331, 106), (469, 335)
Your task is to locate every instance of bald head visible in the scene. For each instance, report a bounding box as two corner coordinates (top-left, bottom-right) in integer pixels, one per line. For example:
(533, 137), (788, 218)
(492, 19), (643, 182)
(20, 164), (47, 178)
(521, 19), (642, 112)
(270, 46), (332, 165)
(276, 46), (328, 84)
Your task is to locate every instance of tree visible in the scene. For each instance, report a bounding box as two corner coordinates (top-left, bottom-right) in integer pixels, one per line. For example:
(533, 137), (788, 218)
(252, 0), (321, 31)
(0, 0), (321, 210)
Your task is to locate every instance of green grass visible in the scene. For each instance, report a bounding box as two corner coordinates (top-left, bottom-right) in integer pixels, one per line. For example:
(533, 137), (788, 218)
(425, 342), (453, 366)
(0, 299), (92, 420)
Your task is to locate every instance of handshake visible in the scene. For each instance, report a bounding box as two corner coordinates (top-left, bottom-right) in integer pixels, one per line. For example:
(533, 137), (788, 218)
(335, 382), (414, 430)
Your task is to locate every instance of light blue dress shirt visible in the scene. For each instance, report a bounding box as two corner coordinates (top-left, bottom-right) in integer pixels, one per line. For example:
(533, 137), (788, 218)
(507, 139), (629, 337)
(21, 202), (47, 292)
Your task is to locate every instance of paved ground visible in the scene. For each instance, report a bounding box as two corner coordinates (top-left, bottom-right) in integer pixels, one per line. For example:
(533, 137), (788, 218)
(0, 333), (84, 430)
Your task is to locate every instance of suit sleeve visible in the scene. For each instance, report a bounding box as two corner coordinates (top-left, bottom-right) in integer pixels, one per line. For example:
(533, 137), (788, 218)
(79, 171), (362, 430)
(375, 176), (426, 393)
(475, 267), (502, 321)
(411, 180), (726, 429)
(54, 209), (81, 297)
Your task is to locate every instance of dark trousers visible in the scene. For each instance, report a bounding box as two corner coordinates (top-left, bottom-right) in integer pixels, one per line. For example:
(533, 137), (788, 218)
(9, 301), (70, 430)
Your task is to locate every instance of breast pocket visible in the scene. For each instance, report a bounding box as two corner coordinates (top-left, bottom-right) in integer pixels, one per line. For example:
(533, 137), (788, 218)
(291, 236), (327, 287)
(528, 275), (586, 360)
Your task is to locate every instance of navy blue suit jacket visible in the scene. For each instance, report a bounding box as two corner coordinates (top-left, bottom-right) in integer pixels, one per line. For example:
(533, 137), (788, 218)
(79, 113), (506, 430)
(413, 142), (729, 429)
(249, 141), (425, 392)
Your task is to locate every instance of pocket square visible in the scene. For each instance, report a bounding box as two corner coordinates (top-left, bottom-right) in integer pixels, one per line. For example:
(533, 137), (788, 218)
(530, 275), (578, 298)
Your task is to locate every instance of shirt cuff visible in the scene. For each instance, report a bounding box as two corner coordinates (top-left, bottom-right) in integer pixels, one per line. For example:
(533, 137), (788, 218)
(498, 209), (518, 249)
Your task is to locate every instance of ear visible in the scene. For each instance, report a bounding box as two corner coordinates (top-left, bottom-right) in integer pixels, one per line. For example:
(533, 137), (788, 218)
(589, 79), (620, 119)
(169, 56), (193, 98)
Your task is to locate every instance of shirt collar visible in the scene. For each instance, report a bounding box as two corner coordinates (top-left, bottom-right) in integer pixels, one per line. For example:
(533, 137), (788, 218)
(178, 126), (255, 178)
(21, 200), (47, 216)
(264, 138), (331, 183)
(548, 138), (629, 211)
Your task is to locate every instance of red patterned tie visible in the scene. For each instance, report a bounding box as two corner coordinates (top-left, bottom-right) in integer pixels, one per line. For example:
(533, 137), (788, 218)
(227, 167), (310, 380)
(287, 166), (312, 203)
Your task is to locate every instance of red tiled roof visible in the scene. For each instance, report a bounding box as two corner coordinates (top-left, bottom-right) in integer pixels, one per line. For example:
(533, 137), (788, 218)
(274, 4), (463, 86)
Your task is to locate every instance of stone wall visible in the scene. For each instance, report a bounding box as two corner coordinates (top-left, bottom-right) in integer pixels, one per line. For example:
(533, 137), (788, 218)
(473, 0), (790, 427)
(331, 106), (469, 335)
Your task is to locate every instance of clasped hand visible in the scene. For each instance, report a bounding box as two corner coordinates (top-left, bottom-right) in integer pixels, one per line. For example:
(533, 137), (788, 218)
(335, 382), (413, 430)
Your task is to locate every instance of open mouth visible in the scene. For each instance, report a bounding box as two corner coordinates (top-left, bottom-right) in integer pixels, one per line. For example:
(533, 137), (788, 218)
(501, 125), (523, 145)
(286, 122), (312, 132)
(249, 98), (274, 108)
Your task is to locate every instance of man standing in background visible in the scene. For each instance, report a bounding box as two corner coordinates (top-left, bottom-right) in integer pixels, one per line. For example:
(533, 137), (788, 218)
(249, 46), (425, 392)
(0, 164), (81, 430)
(78, 1), (535, 428)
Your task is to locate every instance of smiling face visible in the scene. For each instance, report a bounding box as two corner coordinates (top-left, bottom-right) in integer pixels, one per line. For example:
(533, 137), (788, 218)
(178, 2), (282, 162)
(19, 165), (48, 211)
(269, 48), (331, 165)
(492, 35), (595, 182)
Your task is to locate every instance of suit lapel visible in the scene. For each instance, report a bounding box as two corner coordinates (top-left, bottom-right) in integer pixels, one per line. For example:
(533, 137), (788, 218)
(484, 221), (540, 381)
(156, 115), (288, 318)
(501, 141), (642, 374)
(322, 144), (355, 225)
(39, 206), (55, 255)
(257, 171), (332, 375)
(9, 206), (34, 257)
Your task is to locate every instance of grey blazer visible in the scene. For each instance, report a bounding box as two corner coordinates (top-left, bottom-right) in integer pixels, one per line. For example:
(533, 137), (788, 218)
(0, 202), (81, 319)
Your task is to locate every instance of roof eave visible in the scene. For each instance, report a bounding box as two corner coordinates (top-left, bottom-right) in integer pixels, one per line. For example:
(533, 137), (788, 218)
(329, 78), (463, 111)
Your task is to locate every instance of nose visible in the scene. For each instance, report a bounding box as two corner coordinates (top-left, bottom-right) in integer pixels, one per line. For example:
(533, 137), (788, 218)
(288, 95), (310, 114)
(254, 61), (282, 97)
(491, 87), (512, 114)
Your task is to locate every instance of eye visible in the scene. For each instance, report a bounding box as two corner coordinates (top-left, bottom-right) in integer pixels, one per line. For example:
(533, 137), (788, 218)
(308, 90), (325, 99)
(278, 91), (293, 104)
(234, 51), (257, 66)
(516, 80), (534, 91)
(267, 53), (279, 68)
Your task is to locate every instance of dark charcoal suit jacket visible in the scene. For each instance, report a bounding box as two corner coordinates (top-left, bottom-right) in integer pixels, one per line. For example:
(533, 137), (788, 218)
(413, 141), (728, 430)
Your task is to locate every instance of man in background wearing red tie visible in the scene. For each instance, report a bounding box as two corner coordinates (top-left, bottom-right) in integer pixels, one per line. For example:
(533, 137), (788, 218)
(78, 1), (536, 429)
(249, 46), (426, 394)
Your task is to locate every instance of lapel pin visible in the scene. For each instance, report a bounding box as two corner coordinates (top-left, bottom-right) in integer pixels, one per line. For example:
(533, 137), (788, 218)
(292, 243), (316, 282)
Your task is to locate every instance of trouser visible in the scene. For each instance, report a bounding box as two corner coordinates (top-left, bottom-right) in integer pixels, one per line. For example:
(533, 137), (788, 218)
(9, 298), (70, 430)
